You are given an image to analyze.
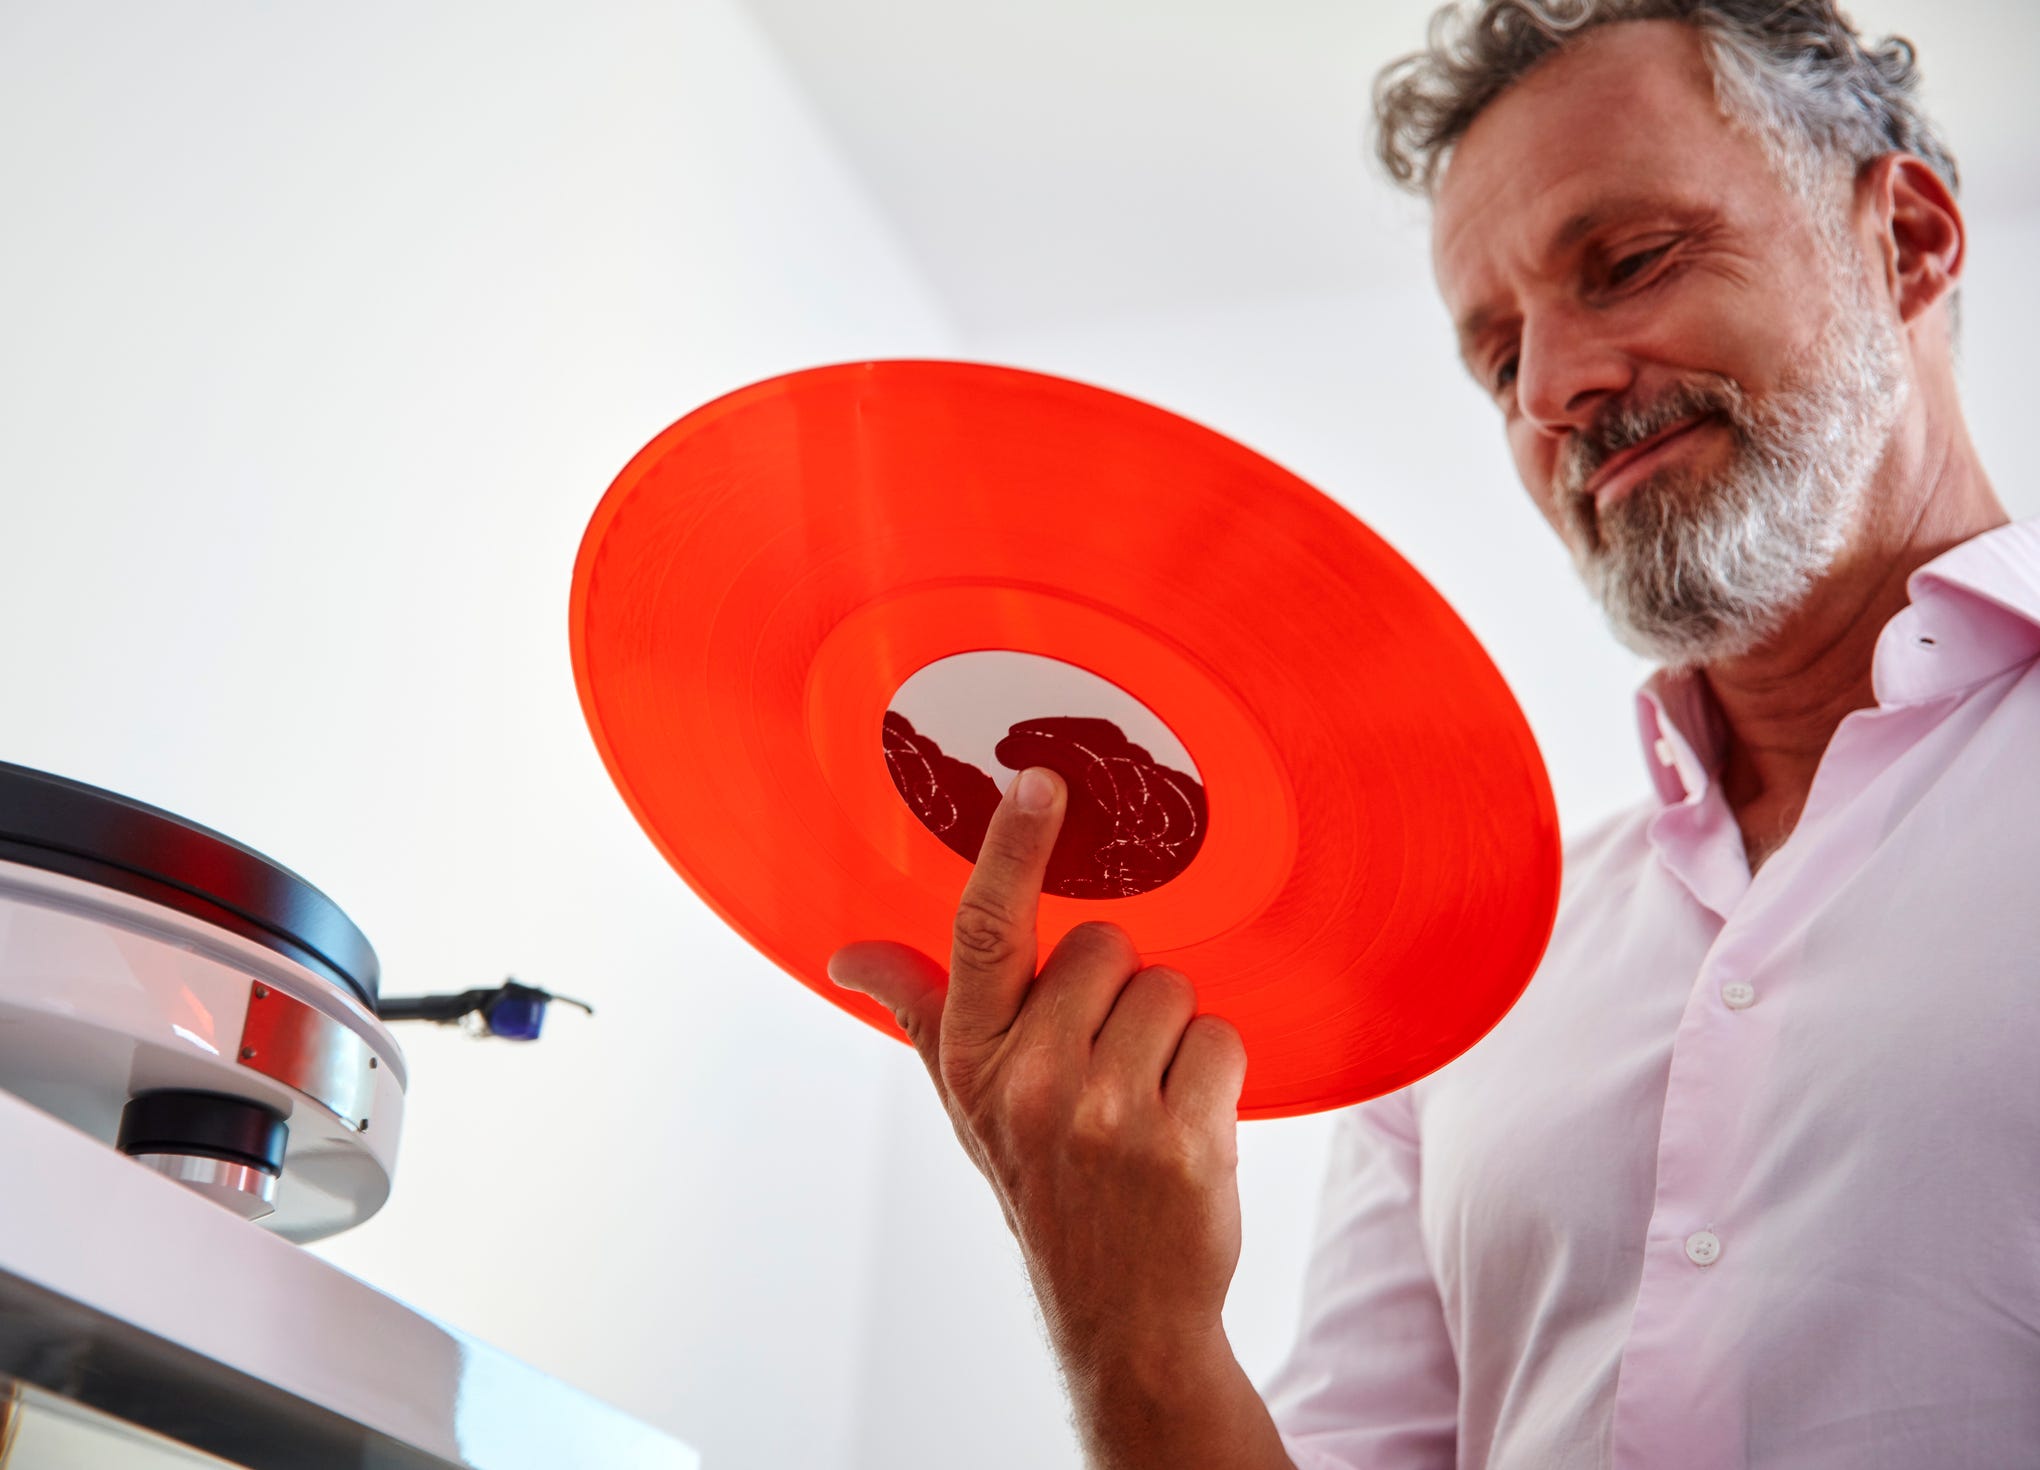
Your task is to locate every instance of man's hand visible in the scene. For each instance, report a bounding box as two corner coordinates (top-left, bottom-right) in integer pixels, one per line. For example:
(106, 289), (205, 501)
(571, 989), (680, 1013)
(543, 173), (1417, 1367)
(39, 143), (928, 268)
(828, 767), (1294, 1469)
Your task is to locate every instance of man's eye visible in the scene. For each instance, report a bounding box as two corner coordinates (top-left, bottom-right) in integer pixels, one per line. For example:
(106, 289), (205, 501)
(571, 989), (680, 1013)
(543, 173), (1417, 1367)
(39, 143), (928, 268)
(1608, 244), (1673, 286)
(1492, 356), (1519, 393)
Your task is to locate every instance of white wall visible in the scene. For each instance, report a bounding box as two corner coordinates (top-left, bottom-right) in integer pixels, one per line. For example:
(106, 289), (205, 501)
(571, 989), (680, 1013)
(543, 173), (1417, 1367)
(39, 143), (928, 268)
(0, 4), (956, 1468)
(848, 209), (2040, 1469)
(9, 6), (2040, 1469)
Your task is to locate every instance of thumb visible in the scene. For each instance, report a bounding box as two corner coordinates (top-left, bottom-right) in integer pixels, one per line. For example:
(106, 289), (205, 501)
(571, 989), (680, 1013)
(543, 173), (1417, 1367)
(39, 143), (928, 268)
(828, 940), (950, 1088)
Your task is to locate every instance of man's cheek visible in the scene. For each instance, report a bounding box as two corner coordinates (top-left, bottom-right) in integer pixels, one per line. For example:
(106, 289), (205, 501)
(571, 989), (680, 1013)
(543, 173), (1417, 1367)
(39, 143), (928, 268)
(1509, 434), (1565, 530)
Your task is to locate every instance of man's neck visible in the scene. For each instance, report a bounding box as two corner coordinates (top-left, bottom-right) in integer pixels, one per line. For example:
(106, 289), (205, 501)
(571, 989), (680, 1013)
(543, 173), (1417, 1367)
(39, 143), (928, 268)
(1700, 414), (2007, 871)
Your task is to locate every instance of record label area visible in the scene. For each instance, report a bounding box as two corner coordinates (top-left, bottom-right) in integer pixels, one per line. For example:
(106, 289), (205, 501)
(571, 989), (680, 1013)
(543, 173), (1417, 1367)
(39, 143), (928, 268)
(882, 651), (1208, 900)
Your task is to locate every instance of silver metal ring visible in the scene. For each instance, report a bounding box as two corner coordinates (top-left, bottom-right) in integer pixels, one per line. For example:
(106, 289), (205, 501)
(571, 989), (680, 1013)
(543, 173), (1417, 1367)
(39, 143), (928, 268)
(130, 1152), (279, 1221)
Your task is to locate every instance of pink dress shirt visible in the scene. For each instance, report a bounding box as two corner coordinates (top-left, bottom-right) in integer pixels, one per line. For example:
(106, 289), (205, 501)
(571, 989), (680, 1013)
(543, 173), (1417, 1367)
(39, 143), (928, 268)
(1264, 520), (2040, 1470)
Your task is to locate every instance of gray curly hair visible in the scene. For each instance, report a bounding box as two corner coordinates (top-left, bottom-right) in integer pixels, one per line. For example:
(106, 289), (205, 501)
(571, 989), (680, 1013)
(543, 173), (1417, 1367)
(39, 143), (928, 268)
(1374, 0), (1957, 223)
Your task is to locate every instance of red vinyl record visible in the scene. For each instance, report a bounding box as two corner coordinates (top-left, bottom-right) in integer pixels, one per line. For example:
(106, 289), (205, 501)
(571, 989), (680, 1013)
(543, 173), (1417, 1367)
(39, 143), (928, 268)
(570, 360), (1560, 1118)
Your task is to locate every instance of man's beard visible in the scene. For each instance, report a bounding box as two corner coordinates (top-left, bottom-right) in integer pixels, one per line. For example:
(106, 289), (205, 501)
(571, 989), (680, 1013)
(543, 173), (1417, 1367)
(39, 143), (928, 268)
(1554, 276), (1909, 671)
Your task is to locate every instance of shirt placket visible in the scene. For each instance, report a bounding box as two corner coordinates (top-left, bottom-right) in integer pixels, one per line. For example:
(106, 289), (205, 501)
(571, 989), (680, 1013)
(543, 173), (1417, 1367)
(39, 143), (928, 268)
(1607, 873), (1773, 1469)
(1608, 701), (1924, 1469)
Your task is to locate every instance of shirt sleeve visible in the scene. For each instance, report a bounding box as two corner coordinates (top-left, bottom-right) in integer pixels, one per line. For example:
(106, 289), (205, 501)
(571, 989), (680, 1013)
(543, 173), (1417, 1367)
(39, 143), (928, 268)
(1260, 1088), (1459, 1470)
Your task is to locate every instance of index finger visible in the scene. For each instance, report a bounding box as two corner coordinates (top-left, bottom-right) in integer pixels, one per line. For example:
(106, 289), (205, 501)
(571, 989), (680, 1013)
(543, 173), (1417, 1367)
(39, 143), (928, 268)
(945, 765), (1066, 1046)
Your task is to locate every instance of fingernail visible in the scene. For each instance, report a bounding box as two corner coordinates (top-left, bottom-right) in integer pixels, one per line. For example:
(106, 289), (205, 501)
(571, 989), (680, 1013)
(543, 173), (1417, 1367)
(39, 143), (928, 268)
(1015, 767), (1055, 812)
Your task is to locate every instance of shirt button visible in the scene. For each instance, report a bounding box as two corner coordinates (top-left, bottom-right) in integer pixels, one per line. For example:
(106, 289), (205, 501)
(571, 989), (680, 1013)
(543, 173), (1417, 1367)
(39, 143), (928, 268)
(1685, 1230), (1722, 1266)
(1722, 982), (1756, 1010)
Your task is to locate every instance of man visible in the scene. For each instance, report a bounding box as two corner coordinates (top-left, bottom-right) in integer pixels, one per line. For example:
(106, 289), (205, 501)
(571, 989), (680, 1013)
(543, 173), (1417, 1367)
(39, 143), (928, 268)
(831, 2), (2038, 1465)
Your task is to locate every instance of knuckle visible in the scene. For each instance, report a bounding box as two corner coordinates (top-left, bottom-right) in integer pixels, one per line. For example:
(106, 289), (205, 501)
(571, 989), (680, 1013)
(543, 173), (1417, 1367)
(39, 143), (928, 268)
(977, 1092), (1053, 1166)
(1070, 1084), (1130, 1146)
(1001, 1051), (1063, 1128)
(957, 1045), (1059, 1147)
(937, 1044), (983, 1107)
(951, 894), (1020, 968)
(1185, 1010), (1245, 1059)
(1134, 964), (1198, 1010)
(1057, 919), (1138, 970)
(1002, 1086), (1058, 1145)
(1165, 1129), (1220, 1183)
(1052, 917), (1150, 986)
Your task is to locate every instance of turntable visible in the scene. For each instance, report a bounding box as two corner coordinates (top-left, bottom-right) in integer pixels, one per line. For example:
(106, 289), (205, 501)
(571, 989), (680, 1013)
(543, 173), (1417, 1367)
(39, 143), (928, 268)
(0, 760), (694, 1468)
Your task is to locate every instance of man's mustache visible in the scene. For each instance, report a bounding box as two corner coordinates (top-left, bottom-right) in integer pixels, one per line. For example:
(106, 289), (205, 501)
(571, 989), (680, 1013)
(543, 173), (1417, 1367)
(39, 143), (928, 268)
(1559, 381), (1737, 500)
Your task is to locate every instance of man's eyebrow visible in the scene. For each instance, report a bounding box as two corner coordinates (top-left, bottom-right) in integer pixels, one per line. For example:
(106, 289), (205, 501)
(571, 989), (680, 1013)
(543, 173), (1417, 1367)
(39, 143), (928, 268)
(1453, 198), (1713, 367)
(1454, 306), (1507, 373)
(1550, 196), (1698, 251)
(1551, 204), (1621, 253)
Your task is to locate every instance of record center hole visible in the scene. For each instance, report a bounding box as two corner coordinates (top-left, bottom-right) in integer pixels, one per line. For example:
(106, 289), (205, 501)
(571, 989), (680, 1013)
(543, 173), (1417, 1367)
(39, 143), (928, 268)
(883, 651), (1207, 900)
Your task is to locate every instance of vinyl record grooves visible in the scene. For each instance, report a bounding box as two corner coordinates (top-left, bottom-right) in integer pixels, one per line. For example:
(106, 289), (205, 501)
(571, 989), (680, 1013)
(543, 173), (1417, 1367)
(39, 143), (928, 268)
(571, 360), (1560, 1118)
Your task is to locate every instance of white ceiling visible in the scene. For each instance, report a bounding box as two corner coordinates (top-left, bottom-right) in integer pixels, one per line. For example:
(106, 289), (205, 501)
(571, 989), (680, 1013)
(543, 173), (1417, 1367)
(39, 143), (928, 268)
(740, 0), (2040, 336)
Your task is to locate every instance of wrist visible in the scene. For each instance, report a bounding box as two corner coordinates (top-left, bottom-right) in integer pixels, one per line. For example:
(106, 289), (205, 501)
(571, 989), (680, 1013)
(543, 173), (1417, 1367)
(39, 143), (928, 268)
(1066, 1323), (1290, 1470)
(1069, 1318), (1233, 1405)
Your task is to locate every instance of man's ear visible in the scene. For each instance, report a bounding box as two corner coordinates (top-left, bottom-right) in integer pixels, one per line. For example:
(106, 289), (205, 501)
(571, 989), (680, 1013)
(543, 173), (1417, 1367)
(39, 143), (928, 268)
(1859, 152), (1964, 326)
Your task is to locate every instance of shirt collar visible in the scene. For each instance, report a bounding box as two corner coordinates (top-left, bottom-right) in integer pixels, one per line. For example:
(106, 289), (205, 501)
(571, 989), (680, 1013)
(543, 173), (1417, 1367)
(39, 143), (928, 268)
(1634, 517), (2040, 806)
(1872, 517), (2040, 707)
(1636, 665), (1723, 806)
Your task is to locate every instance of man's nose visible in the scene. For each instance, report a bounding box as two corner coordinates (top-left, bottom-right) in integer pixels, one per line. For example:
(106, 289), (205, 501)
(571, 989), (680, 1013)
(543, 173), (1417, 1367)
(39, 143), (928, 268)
(1515, 312), (1631, 436)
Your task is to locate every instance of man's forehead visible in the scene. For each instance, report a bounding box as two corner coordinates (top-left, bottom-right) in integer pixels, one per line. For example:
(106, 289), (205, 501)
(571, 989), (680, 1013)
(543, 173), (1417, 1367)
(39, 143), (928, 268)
(1428, 24), (1748, 326)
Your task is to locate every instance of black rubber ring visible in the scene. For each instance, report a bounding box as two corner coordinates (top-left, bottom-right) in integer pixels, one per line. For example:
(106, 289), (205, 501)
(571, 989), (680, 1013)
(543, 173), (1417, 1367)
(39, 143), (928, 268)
(117, 1090), (290, 1175)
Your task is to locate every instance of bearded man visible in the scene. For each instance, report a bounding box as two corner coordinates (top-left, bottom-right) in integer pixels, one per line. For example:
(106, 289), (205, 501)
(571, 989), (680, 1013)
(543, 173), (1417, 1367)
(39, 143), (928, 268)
(830, 3), (2039, 1467)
